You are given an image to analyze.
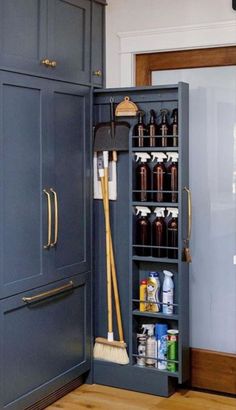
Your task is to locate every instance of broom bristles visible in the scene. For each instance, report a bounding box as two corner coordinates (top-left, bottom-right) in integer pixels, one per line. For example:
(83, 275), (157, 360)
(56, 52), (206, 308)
(94, 337), (129, 365)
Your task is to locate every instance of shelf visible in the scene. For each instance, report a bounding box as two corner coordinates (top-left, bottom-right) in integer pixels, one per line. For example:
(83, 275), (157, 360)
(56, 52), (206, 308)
(132, 364), (179, 378)
(132, 256), (178, 264)
(132, 201), (178, 207)
(132, 309), (178, 321)
(131, 147), (178, 152)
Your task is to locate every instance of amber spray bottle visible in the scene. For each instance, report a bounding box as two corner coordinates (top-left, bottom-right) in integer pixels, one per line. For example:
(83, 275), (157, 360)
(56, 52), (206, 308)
(152, 207), (166, 258)
(166, 152), (178, 203)
(170, 108), (178, 147)
(133, 110), (146, 147)
(135, 206), (151, 256)
(151, 152), (167, 202)
(166, 207), (178, 259)
(158, 109), (169, 147)
(147, 109), (158, 147)
(135, 152), (151, 202)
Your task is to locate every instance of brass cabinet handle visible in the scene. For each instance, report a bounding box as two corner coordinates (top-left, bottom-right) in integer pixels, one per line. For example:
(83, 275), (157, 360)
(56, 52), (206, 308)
(93, 69), (102, 77)
(50, 188), (58, 247)
(41, 58), (57, 68)
(43, 189), (52, 249)
(22, 281), (74, 303)
(183, 186), (192, 241)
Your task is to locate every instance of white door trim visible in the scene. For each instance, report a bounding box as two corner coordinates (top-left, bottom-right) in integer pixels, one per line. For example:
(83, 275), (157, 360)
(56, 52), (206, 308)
(117, 20), (236, 86)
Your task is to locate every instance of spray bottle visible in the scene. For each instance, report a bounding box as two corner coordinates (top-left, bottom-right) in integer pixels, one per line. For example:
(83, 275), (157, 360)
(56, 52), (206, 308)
(152, 207), (166, 258)
(133, 110), (146, 147)
(166, 152), (178, 203)
(162, 270), (174, 315)
(151, 152), (167, 202)
(147, 109), (158, 147)
(158, 109), (169, 147)
(142, 324), (157, 367)
(146, 272), (161, 312)
(135, 152), (151, 202)
(170, 108), (178, 147)
(135, 206), (151, 256)
(155, 323), (168, 370)
(166, 208), (178, 259)
(136, 327), (147, 366)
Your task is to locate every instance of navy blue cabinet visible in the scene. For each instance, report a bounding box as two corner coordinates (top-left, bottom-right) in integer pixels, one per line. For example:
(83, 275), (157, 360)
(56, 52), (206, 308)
(0, 71), (91, 299)
(0, 272), (91, 410)
(0, 0), (93, 85)
(91, 0), (105, 87)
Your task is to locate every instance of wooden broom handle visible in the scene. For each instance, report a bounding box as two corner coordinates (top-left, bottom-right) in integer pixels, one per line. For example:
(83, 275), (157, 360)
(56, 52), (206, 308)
(101, 176), (124, 342)
(103, 167), (113, 335)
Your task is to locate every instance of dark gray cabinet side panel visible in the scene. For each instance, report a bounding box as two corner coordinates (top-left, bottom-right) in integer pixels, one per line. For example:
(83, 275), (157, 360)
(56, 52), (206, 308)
(49, 82), (91, 278)
(0, 72), (53, 299)
(0, 272), (91, 410)
(0, 0), (47, 76)
(91, 1), (105, 87)
(47, 0), (91, 84)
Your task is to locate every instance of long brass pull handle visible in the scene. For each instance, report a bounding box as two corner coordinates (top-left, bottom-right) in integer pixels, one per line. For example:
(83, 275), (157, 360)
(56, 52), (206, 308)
(41, 58), (57, 68)
(43, 189), (52, 249)
(22, 281), (74, 303)
(184, 186), (192, 241)
(50, 188), (58, 247)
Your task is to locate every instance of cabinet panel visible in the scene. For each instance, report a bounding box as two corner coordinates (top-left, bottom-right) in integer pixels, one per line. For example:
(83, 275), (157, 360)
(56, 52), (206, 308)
(0, 72), (52, 299)
(0, 272), (91, 409)
(47, 0), (91, 84)
(0, 0), (47, 75)
(91, 1), (104, 87)
(49, 83), (91, 277)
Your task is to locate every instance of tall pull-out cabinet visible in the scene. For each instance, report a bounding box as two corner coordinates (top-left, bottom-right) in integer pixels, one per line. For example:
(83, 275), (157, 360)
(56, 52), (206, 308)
(0, 1), (190, 409)
(93, 84), (189, 397)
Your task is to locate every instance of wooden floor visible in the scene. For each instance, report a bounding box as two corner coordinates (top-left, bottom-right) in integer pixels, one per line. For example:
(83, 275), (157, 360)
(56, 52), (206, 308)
(47, 384), (236, 410)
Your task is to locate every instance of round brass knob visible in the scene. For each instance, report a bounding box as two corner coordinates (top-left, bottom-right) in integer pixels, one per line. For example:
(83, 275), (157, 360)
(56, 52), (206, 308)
(41, 58), (57, 68)
(93, 70), (102, 77)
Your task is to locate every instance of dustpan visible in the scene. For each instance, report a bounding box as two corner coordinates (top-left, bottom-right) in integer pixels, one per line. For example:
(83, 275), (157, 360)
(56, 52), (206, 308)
(94, 98), (130, 152)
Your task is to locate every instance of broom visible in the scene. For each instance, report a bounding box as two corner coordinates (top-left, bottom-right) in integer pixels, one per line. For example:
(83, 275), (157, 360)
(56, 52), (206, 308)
(93, 152), (129, 364)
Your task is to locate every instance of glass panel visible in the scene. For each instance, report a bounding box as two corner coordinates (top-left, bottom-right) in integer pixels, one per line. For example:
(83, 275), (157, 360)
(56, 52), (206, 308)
(152, 67), (236, 353)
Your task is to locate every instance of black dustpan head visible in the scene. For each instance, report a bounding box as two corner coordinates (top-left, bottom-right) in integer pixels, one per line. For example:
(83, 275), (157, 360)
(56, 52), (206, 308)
(94, 121), (130, 152)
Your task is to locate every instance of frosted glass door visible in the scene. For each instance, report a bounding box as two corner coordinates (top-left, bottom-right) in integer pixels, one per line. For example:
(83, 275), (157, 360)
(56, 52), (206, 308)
(152, 67), (236, 353)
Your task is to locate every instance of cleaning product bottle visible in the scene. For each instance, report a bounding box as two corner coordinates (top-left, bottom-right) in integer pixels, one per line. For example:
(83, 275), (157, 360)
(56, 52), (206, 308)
(135, 206), (151, 256)
(133, 110), (146, 147)
(158, 109), (169, 147)
(147, 109), (158, 147)
(166, 208), (178, 259)
(155, 323), (168, 370)
(135, 153), (151, 202)
(136, 331), (147, 366)
(151, 152), (167, 202)
(142, 324), (157, 367)
(139, 279), (147, 312)
(146, 272), (160, 312)
(166, 152), (178, 203)
(170, 108), (178, 147)
(162, 270), (174, 315)
(152, 207), (166, 258)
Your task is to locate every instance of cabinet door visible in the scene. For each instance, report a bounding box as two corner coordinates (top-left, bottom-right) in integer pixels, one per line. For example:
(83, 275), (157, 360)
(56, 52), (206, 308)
(0, 0), (47, 76)
(49, 82), (91, 278)
(0, 272), (91, 410)
(91, 1), (105, 87)
(47, 0), (91, 84)
(0, 72), (54, 299)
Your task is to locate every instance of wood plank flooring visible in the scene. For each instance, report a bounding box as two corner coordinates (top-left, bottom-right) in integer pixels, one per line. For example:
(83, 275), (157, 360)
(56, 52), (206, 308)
(47, 384), (236, 410)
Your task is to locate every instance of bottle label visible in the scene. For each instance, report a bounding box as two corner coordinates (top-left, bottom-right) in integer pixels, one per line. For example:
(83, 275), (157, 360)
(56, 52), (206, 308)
(163, 289), (174, 314)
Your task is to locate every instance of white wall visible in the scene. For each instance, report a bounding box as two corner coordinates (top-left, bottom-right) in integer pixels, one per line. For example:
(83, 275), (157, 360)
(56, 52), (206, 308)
(106, 0), (236, 87)
(105, 0), (236, 354)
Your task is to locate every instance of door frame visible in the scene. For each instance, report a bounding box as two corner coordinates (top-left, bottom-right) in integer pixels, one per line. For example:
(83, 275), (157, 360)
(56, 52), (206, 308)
(117, 19), (236, 87)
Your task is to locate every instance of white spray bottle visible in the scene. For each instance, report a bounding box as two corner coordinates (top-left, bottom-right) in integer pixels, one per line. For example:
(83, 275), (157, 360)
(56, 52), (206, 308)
(142, 324), (157, 367)
(162, 270), (174, 315)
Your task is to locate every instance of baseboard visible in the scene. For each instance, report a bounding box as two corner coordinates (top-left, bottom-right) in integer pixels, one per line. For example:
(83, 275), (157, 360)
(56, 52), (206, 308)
(25, 375), (85, 410)
(190, 348), (236, 395)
